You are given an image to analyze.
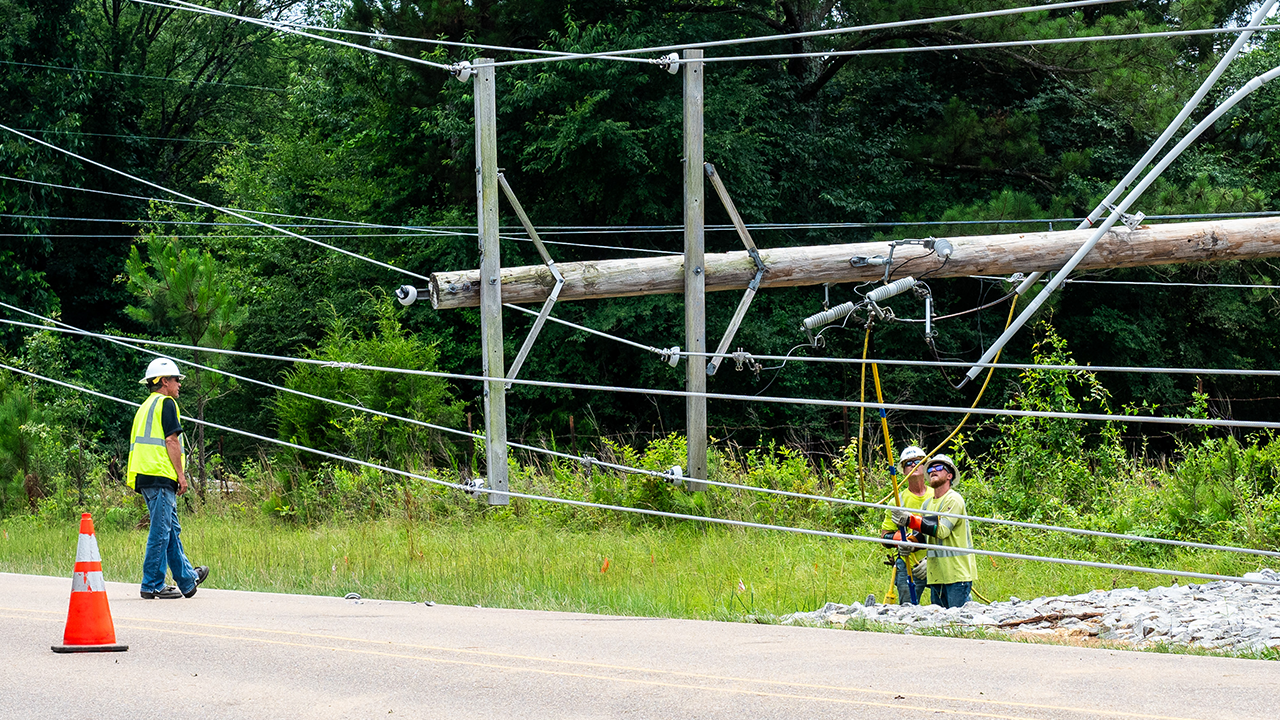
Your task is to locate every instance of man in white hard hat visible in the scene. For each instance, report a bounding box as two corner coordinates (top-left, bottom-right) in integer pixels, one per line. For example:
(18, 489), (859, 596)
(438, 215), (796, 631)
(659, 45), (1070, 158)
(879, 445), (930, 604)
(126, 357), (208, 600)
(891, 453), (976, 608)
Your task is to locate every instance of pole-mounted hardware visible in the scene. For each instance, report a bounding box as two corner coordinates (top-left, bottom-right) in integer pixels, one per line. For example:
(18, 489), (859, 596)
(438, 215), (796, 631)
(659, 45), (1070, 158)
(394, 285), (418, 306)
(703, 162), (767, 376)
(450, 60), (473, 82)
(655, 53), (681, 74)
(664, 465), (684, 485)
(498, 173), (565, 388)
(799, 277), (918, 345)
(1103, 202), (1147, 232)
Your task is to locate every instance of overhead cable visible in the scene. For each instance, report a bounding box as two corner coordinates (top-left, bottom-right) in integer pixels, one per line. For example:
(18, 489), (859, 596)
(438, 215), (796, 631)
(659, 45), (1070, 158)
(15, 129), (267, 146)
(271, 20), (652, 63)
(10, 306), (1275, 381)
(694, 25), (1280, 64)
(4, 358), (1278, 588)
(495, 305), (1280, 377)
(7, 174), (1276, 232)
(135, 0), (453, 71)
(0, 58), (290, 92)
(6, 303), (1277, 562)
(484, 0), (1132, 68)
(0, 125), (429, 282)
(2, 316), (1276, 430)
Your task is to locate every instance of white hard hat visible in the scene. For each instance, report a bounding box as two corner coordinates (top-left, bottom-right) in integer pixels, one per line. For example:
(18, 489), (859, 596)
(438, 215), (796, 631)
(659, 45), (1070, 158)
(140, 357), (185, 385)
(927, 454), (959, 479)
(898, 445), (926, 464)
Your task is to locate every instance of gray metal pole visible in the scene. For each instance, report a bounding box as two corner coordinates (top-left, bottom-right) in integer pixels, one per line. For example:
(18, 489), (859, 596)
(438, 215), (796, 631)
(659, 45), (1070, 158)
(683, 49), (707, 490)
(474, 58), (509, 504)
(981, 0), (1279, 377)
(964, 63), (1280, 385)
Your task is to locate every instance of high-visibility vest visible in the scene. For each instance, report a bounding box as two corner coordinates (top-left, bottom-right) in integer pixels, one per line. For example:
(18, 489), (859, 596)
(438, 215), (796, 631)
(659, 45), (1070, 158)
(126, 393), (184, 490)
(920, 489), (977, 585)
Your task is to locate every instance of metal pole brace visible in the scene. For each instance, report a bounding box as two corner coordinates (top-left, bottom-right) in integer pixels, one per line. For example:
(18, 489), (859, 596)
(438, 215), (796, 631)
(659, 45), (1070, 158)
(498, 173), (565, 388)
(703, 162), (767, 376)
(1102, 201), (1147, 232)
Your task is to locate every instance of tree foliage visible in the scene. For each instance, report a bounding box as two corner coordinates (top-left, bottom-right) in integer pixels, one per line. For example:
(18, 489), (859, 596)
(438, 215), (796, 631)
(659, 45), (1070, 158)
(4, 0), (1280, 479)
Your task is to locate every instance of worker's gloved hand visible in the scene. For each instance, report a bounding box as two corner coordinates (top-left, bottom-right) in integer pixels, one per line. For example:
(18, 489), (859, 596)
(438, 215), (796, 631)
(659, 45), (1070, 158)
(880, 531), (898, 550)
(897, 531), (923, 556)
(911, 560), (928, 583)
(885, 530), (918, 556)
(890, 507), (911, 526)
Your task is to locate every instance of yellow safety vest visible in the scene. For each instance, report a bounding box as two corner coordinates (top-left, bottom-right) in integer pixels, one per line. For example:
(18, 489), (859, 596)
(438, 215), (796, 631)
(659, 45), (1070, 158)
(126, 393), (184, 490)
(921, 489), (978, 585)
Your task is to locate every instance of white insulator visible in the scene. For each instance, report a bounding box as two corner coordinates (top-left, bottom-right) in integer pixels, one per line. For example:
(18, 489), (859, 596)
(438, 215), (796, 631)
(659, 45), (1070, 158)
(395, 285), (418, 306)
(802, 301), (857, 330)
(866, 277), (916, 303)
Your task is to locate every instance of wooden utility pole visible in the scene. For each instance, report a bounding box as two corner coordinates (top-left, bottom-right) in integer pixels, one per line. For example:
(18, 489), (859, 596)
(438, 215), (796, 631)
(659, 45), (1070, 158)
(429, 217), (1280, 309)
(683, 49), (707, 490)
(474, 58), (508, 505)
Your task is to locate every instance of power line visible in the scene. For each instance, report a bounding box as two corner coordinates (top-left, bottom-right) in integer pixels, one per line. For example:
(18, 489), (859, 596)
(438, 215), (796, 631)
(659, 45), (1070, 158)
(9, 175), (1277, 233)
(696, 25), (1280, 65)
(14, 128), (273, 147)
(3, 315), (1276, 429)
(971, 275), (1280, 290)
(0, 124), (430, 282)
(501, 301), (1280, 377)
(136, 0), (453, 71)
(272, 20), (652, 64)
(6, 301), (1277, 562)
(485, 0), (1133, 68)
(4, 356), (1277, 588)
(0, 58), (291, 92)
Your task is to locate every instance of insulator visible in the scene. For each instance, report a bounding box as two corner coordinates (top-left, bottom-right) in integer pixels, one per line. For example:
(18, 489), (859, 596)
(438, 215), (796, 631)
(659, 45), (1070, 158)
(395, 285), (418, 306)
(801, 301), (858, 330)
(866, 277), (916, 303)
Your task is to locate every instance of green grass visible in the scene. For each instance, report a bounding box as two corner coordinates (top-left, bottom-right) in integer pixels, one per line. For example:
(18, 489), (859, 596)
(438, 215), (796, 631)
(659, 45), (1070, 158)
(1, 511), (1267, 626)
(4, 508), (1276, 661)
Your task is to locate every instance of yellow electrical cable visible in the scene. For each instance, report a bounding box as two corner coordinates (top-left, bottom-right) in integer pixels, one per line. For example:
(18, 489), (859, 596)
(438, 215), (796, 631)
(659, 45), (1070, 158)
(855, 326), (870, 502)
(923, 297), (1019, 463)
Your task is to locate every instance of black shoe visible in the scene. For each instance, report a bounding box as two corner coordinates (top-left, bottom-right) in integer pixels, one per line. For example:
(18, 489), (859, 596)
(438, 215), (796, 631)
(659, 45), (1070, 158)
(142, 586), (182, 600)
(183, 566), (209, 598)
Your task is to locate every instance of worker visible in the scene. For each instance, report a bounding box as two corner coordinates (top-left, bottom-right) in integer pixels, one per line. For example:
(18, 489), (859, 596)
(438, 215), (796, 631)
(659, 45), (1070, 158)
(879, 445), (930, 604)
(891, 453), (976, 608)
(126, 357), (208, 600)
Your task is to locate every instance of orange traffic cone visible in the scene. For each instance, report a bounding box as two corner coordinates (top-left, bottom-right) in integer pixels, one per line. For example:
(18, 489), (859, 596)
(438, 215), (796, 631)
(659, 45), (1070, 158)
(51, 513), (128, 653)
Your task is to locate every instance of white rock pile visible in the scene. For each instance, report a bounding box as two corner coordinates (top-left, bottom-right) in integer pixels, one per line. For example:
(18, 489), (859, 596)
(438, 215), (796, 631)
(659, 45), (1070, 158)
(783, 569), (1280, 652)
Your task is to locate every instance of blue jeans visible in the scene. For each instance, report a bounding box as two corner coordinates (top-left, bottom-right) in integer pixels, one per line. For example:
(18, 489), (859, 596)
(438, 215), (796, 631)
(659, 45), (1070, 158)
(929, 581), (973, 609)
(141, 486), (197, 594)
(894, 558), (920, 605)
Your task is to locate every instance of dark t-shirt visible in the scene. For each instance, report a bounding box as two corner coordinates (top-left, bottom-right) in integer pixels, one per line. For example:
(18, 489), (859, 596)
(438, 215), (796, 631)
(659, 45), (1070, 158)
(133, 396), (184, 492)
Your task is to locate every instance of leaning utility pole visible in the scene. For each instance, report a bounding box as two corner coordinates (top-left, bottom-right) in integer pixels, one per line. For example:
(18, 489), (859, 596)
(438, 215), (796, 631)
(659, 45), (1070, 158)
(428, 217), (1280, 309)
(474, 58), (508, 505)
(683, 49), (708, 490)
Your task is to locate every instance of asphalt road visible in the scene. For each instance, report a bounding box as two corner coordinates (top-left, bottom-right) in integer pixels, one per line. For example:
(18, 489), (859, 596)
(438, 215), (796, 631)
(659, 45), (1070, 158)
(2, 571), (1275, 719)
